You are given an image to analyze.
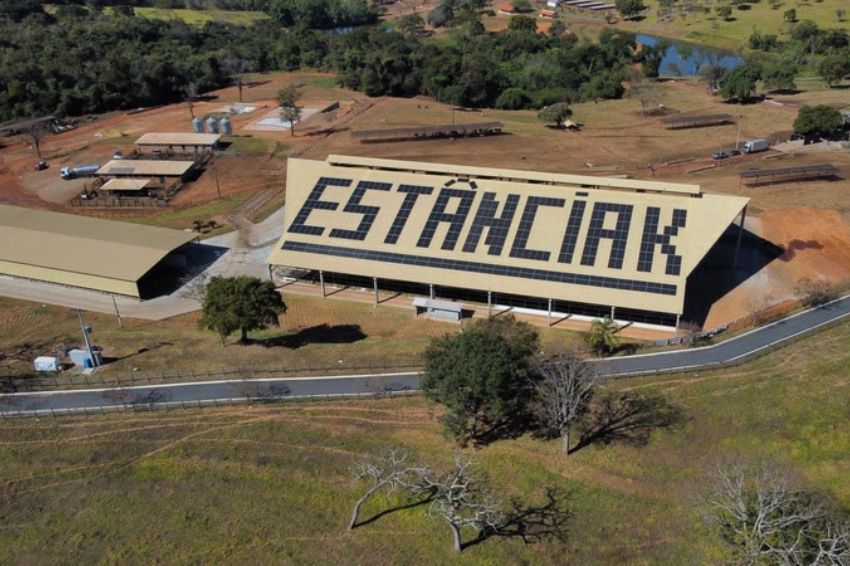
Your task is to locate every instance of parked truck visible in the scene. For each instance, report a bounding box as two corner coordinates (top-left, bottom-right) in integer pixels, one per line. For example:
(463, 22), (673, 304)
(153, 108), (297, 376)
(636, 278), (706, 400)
(60, 163), (100, 180)
(742, 139), (769, 154)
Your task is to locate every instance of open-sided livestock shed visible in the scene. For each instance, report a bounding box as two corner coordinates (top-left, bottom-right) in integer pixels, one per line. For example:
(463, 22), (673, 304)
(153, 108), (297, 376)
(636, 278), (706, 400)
(660, 113), (734, 129)
(96, 160), (195, 180)
(268, 155), (750, 327)
(0, 205), (196, 297)
(739, 164), (839, 186)
(352, 122), (504, 143)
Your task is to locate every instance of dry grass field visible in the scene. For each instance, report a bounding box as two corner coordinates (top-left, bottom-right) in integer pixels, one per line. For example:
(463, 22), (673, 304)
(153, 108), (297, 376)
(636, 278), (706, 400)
(0, 295), (586, 379)
(2, 319), (849, 563)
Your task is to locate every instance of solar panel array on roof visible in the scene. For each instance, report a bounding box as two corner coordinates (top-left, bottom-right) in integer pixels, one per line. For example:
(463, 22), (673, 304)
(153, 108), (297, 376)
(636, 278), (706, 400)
(268, 157), (750, 316)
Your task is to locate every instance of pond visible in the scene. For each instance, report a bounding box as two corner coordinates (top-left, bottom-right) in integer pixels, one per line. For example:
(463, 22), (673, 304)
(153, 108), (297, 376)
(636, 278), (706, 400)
(636, 34), (743, 76)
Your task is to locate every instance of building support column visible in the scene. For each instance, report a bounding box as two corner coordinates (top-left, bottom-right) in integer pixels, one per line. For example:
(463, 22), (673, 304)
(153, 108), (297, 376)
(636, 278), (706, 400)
(548, 298), (553, 327)
(429, 284), (435, 300)
(732, 205), (747, 269)
(267, 264), (274, 282)
(675, 314), (681, 329)
(487, 291), (492, 319)
(373, 277), (379, 305)
(319, 270), (325, 297)
(610, 306), (616, 320)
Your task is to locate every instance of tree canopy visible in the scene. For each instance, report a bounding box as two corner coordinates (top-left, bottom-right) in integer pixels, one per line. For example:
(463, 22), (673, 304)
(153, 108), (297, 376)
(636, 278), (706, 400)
(199, 276), (286, 344)
(719, 63), (762, 101)
(421, 316), (539, 445)
(793, 104), (845, 139)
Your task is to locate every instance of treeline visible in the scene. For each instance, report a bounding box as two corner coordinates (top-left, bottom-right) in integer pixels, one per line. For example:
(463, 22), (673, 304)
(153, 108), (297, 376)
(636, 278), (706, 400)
(748, 21), (850, 86)
(0, 2), (645, 121)
(333, 26), (639, 109)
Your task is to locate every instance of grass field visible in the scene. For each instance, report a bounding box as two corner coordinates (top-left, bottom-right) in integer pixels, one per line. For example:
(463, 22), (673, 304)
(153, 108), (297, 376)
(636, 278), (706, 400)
(2, 319), (849, 563)
(614, 0), (850, 50)
(105, 6), (269, 26)
(0, 295), (586, 379)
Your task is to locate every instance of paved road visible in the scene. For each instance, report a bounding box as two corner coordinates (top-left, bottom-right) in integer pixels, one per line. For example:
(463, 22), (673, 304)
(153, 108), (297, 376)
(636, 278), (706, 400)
(3, 297), (850, 416)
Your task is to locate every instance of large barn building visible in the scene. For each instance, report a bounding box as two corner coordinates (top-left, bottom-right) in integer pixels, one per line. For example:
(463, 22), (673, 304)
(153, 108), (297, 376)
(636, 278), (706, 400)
(0, 205), (197, 297)
(268, 156), (750, 327)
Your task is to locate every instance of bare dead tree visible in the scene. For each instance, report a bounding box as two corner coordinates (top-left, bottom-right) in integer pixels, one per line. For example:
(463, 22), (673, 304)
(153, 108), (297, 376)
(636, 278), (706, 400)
(23, 121), (51, 160)
(809, 520), (850, 565)
(532, 354), (597, 455)
(180, 272), (210, 302)
(705, 461), (849, 565)
(629, 75), (660, 115)
(185, 82), (198, 118)
(222, 56), (252, 102)
(794, 277), (836, 308)
(349, 447), (430, 531)
(428, 454), (503, 552)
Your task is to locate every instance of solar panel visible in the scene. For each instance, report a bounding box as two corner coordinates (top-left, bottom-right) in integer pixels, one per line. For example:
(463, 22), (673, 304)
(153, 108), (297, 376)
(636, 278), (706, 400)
(283, 241), (678, 296)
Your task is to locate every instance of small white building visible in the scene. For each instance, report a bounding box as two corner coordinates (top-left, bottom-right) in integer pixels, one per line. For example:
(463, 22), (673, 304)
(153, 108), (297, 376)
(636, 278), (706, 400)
(547, 0), (561, 7)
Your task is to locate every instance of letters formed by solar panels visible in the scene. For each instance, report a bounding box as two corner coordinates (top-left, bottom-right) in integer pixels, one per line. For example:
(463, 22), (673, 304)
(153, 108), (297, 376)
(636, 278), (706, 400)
(285, 176), (690, 296)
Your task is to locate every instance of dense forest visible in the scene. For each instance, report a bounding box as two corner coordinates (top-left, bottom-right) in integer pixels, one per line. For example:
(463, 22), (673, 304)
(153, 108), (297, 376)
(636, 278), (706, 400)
(0, 0), (684, 122)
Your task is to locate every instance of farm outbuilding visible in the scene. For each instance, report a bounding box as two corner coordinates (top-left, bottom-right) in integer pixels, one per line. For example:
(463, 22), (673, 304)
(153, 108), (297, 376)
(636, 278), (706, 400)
(0, 205), (197, 297)
(96, 160), (195, 180)
(98, 178), (153, 195)
(134, 132), (221, 154)
(268, 156), (750, 328)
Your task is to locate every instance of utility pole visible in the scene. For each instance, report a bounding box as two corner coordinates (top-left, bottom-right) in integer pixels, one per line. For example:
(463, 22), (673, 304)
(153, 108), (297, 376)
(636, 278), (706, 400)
(735, 119), (742, 150)
(111, 295), (123, 328)
(214, 165), (221, 199)
(76, 309), (99, 368)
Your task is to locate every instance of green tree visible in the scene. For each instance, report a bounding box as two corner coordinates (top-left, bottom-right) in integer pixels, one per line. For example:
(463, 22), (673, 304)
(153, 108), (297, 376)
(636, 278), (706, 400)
(508, 15), (536, 32)
(277, 84), (302, 136)
(818, 53), (850, 87)
(616, 0), (645, 19)
(715, 4), (732, 20)
(397, 13), (425, 37)
(511, 0), (533, 12)
(719, 63), (762, 101)
(495, 87), (530, 109)
(548, 19), (567, 36)
(783, 7), (796, 22)
(793, 104), (844, 139)
(761, 62), (797, 92)
(586, 316), (619, 357)
(537, 102), (573, 128)
(421, 316), (539, 445)
(199, 276), (286, 345)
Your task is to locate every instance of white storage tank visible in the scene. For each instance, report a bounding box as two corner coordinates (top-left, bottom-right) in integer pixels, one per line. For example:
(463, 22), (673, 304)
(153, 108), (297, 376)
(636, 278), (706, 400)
(192, 116), (203, 133)
(219, 116), (232, 135)
(206, 116), (219, 134)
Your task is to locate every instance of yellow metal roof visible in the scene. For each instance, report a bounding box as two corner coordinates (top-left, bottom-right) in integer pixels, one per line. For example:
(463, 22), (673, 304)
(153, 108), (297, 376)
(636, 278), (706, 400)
(327, 154), (702, 195)
(0, 204), (196, 286)
(99, 178), (152, 192)
(97, 160), (194, 177)
(135, 132), (221, 146)
(268, 157), (749, 315)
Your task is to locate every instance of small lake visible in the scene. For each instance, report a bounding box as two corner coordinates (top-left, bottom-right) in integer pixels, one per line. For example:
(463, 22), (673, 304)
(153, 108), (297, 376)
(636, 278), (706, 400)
(636, 34), (742, 76)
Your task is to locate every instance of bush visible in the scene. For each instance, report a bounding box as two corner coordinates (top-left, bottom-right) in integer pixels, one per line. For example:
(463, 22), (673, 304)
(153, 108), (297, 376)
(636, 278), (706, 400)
(495, 88), (531, 109)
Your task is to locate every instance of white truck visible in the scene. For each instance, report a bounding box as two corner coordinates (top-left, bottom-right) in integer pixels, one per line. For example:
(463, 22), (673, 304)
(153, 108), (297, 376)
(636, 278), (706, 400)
(742, 139), (769, 154)
(60, 163), (100, 180)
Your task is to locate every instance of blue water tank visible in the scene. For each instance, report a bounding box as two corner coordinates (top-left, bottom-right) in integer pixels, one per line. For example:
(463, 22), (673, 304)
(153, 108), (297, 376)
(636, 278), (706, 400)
(219, 116), (232, 135)
(192, 116), (203, 133)
(206, 117), (219, 133)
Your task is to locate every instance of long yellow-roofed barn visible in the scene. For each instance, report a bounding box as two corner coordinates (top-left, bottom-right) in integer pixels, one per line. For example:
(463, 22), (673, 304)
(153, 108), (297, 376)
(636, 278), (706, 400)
(268, 156), (750, 327)
(0, 205), (197, 298)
